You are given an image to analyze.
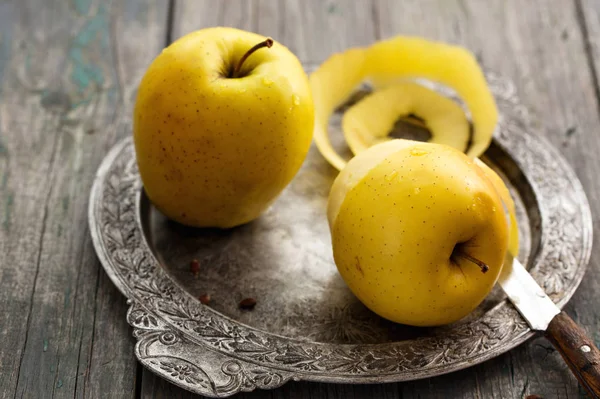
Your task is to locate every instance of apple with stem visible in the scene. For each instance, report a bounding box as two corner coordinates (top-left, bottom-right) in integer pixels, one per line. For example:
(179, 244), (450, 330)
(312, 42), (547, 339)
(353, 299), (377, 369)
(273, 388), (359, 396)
(328, 139), (509, 326)
(133, 27), (314, 228)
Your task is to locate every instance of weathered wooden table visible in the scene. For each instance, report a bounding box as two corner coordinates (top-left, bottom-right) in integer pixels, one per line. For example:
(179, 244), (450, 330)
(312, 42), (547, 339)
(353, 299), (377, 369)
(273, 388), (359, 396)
(1, 1), (600, 398)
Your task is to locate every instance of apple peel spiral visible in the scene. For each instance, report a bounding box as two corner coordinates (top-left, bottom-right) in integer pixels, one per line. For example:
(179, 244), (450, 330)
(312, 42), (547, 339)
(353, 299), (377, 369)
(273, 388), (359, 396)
(309, 35), (498, 170)
(342, 82), (471, 156)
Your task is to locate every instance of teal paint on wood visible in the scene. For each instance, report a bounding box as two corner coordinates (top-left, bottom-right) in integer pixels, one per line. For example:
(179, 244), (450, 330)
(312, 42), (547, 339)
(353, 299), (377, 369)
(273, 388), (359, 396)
(69, 49), (104, 93)
(68, 3), (111, 106)
(73, 0), (93, 15)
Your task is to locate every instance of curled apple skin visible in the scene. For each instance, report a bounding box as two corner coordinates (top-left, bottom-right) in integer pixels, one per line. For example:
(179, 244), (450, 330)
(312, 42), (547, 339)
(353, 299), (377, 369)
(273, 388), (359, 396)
(342, 82), (470, 156)
(310, 35), (497, 171)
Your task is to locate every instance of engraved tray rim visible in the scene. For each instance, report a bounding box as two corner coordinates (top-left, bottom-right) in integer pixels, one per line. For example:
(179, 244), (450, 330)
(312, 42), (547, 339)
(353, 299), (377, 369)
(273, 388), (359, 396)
(88, 74), (593, 397)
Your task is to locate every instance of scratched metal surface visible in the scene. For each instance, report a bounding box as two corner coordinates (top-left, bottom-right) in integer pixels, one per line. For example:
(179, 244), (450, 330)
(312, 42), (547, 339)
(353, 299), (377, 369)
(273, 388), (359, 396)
(144, 141), (531, 346)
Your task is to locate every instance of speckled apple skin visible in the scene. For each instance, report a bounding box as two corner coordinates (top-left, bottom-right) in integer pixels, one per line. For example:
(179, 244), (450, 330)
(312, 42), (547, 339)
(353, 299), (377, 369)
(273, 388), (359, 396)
(133, 27), (314, 228)
(329, 141), (509, 326)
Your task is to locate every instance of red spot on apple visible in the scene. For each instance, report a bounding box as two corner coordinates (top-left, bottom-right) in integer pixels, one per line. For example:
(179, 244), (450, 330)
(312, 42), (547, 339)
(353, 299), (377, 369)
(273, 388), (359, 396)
(355, 256), (365, 277)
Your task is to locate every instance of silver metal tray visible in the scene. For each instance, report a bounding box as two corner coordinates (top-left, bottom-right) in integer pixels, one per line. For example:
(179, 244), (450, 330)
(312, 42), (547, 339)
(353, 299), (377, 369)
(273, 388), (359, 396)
(89, 73), (592, 397)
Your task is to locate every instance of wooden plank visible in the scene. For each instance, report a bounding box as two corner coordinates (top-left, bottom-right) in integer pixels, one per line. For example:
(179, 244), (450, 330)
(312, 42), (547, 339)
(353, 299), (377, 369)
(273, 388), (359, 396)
(170, 0), (222, 41)
(171, 0), (378, 62)
(0, 0), (169, 398)
(578, 0), (600, 110)
(277, 0), (379, 63)
(0, 1), (71, 394)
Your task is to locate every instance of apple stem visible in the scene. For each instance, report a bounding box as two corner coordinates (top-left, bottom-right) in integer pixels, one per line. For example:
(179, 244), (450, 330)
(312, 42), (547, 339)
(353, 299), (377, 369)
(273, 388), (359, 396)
(454, 251), (489, 273)
(232, 37), (274, 78)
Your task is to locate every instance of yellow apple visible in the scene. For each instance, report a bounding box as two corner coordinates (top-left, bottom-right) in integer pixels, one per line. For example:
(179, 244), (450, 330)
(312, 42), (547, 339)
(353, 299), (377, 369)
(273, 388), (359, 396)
(328, 139), (509, 326)
(475, 159), (520, 257)
(133, 27), (314, 228)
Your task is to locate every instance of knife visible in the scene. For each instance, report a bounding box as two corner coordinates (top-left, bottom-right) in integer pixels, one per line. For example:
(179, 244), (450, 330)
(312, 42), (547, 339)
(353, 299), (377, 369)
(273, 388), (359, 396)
(498, 256), (600, 397)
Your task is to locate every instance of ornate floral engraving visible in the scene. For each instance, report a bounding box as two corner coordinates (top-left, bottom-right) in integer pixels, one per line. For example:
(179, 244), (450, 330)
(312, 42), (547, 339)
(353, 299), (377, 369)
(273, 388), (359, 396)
(218, 360), (286, 394)
(88, 73), (592, 397)
(148, 356), (217, 393)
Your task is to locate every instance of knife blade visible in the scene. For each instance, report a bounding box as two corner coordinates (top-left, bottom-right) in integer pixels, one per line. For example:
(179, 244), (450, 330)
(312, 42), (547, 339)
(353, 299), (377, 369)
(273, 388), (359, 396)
(497, 256), (560, 331)
(498, 256), (600, 397)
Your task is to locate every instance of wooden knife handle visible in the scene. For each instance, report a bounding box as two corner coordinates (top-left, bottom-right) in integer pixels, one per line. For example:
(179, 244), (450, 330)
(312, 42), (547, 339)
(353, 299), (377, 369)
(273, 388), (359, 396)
(545, 311), (600, 398)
